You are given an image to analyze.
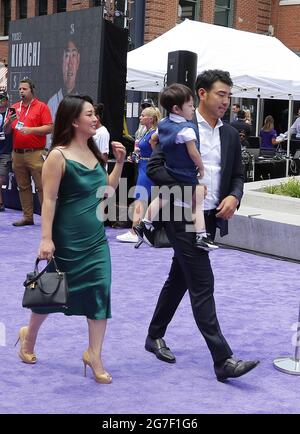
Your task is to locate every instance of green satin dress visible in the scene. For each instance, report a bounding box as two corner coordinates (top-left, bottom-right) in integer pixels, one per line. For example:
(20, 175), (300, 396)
(32, 157), (111, 320)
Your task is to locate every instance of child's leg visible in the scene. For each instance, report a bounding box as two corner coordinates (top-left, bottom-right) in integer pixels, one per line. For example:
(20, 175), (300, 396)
(192, 185), (218, 250)
(132, 200), (146, 228)
(192, 185), (206, 234)
(143, 196), (168, 228)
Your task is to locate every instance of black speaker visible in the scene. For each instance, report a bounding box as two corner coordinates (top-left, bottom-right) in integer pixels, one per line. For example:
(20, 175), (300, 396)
(167, 51), (198, 93)
(99, 20), (128, 142)
(254, 159), (286, 181)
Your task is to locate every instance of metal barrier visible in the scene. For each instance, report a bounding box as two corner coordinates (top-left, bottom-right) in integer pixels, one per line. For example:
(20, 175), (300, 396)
(273, 305), (300, 375)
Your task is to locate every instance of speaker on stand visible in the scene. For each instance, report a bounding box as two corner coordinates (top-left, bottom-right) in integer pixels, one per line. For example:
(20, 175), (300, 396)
(166, 50), (198, 94)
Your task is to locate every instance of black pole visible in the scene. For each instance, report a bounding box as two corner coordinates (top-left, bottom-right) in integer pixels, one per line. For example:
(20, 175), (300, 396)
(126, 0), (145, 136)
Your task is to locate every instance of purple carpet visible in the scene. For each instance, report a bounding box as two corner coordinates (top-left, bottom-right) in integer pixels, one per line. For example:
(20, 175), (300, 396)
(1, 208), (300, 414)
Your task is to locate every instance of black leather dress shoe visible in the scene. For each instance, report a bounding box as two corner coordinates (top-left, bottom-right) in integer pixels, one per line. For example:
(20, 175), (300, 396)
(214, 357), (260, 381)
(145, 336), (176, 363)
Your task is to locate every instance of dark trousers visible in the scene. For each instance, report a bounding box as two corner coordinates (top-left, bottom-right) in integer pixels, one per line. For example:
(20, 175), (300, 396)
(148, 212), (232, 363)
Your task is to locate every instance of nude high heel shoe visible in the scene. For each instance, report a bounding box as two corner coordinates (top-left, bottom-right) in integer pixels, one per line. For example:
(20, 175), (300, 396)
(82, 350), (112, 384)
(15, 326), (37, 364)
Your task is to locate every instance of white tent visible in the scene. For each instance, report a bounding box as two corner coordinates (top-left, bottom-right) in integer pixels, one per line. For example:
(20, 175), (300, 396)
(126, 19), (300, 100)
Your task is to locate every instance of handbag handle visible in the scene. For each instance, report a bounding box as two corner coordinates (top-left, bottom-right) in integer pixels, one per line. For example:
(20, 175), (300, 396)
(23, 257), (61, 287)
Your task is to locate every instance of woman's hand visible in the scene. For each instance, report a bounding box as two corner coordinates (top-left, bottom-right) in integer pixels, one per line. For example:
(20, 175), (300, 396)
(111, 141), (126, 164)
(38, 239), (55, 261)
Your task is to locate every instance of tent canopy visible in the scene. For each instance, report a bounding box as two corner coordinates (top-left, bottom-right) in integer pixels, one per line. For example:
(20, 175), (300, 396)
(126, 20), (300, 100)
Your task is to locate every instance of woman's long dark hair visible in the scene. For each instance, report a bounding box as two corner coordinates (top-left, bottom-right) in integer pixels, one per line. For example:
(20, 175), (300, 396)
(51, 95), (106, 166)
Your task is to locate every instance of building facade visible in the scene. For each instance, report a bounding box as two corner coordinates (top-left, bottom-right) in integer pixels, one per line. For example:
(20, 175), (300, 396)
(0, 0), (299, 133)
(1, 0), (300, 66)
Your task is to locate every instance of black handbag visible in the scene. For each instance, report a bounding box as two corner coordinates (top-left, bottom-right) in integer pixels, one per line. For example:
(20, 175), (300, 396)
(153, 226), (171, 248)
(22, 257), (69, 309)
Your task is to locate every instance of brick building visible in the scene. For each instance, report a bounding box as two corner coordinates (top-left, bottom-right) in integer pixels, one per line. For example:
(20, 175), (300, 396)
(0, 0), (299, 131)
(1, 0), (300, 66)
(142, 0), (300, 55)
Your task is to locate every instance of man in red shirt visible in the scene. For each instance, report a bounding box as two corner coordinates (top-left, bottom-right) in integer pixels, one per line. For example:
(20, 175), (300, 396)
(4, 78), (53, 226)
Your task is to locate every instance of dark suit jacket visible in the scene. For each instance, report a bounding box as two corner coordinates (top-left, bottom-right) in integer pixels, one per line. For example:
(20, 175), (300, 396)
(146, 119), (244, 237)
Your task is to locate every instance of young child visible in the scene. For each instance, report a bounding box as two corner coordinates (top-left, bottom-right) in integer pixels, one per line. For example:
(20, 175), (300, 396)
(134, 83), (218, 251)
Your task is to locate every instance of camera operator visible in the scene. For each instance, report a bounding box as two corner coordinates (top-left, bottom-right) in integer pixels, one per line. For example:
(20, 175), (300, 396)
(4, 78), (53, 226)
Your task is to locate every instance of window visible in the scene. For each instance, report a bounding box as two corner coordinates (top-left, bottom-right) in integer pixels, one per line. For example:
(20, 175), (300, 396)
(279, 1), (300, 4)
(214, 0), (234, 27)
(93, 0), (104, 5)
(3, 0), (11, 36)
(178, 0), (200, 22)
(56, 0), (66, 13)
(38, 0), (47, 15)
(18, 0), (27, 19)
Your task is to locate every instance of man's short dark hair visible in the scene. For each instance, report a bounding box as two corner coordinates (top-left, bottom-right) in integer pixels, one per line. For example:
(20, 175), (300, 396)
(195, 69), (233, 93)
(233, 103), (240, 109)
(237, 110), (245, 119)
(19, 78), (35, 93)
(160, 83), (193, 113)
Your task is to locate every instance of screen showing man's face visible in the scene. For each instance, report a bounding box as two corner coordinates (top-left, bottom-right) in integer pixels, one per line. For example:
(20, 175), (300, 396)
(62, 40), (80, 93)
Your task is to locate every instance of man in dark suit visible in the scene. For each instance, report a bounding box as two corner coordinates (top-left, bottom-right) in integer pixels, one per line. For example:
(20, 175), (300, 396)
(145, 70), (259, 381)
(230, 109), (251, 138)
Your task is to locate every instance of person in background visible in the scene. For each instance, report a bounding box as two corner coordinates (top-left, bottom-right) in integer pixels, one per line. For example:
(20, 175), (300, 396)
(116, 106), (161, 243)
(15, 95), (126, 384)
(4, 78), (53, 226)
(134, 98), (155, 144)
(239, 131), (250, 149)
(230, 110), (251, 138)
(0, 91), (12, 211)
(94, 103), (110, 166)
(231, 103), (240, 121)
(285, 108), (300, 139)
(259, 115), (277, 151)
(244, 109), (252, 125)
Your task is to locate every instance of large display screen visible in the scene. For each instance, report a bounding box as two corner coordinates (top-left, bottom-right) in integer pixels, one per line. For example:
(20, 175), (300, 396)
(8, 7), (128, 142)
(8, 7), (104, 120)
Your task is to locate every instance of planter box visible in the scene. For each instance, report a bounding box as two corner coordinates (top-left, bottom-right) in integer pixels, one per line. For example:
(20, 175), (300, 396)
(215, 176), (300, 260)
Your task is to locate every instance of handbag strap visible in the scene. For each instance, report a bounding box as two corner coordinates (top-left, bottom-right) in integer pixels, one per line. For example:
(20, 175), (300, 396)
(23, 257), (60, 287)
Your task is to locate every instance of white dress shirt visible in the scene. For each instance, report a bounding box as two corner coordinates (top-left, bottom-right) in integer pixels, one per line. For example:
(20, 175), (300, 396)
(195, 109), (223, 210)
(290, 117), (300, 138)
(94, 125), (110, 155)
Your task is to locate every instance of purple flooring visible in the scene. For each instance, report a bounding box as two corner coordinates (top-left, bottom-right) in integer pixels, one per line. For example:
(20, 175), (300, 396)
(1, 208), (300, 414)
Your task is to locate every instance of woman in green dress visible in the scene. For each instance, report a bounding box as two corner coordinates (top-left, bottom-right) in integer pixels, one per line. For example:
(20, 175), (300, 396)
(15, 95), (126, 384)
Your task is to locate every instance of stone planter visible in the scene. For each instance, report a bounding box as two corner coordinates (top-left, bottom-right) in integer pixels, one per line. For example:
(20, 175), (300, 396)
(215, 176), (300, 260)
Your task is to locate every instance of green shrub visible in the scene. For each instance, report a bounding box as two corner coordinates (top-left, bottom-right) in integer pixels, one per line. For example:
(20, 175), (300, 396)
(264, 177), (300, 198)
